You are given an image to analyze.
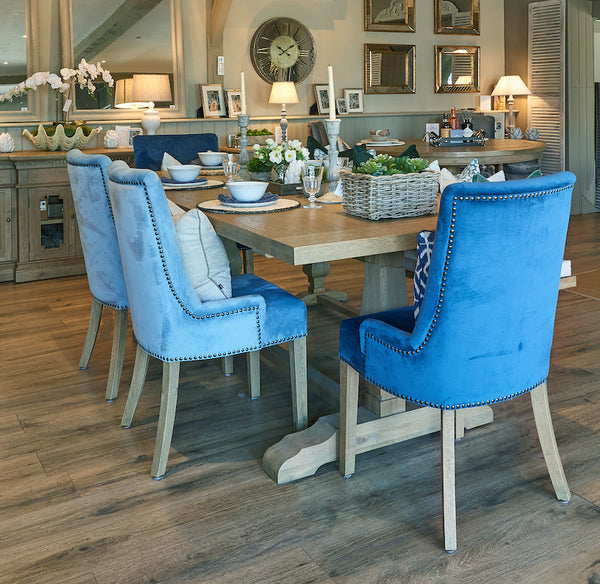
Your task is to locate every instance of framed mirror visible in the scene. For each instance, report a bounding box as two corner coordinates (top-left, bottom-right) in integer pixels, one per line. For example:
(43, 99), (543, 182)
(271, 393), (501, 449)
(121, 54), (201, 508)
(59, 0), (185, 119)
(0, 0), (40, 120)
(364, 44), (415, 95)
(435, 45), (479, 93)
(364, 0), (415, 33)
(434, 0), (480, 35)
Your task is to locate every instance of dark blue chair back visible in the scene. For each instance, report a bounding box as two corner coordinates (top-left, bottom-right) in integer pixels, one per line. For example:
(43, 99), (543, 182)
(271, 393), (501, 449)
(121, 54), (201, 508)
(133, 133), (219, 170)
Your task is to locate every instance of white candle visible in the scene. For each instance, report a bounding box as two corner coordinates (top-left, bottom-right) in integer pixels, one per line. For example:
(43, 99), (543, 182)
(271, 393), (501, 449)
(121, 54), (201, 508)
(327, 65), (336, 121)
(240, 71), (247, 115)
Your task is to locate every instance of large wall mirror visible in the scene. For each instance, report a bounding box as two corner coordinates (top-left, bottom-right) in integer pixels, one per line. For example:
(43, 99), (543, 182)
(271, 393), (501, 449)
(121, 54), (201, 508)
(435, 45), (479, 93)
(364, 44), (415, 94)
(60, 0), (185, 119)
(434, 0), (480, 35)
(0, 0), (39, 120)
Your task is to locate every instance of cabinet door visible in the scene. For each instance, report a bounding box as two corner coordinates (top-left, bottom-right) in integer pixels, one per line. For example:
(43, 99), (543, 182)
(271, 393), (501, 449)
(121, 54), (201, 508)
(27, 187), (79, 261)
(0, 187), (14, 262)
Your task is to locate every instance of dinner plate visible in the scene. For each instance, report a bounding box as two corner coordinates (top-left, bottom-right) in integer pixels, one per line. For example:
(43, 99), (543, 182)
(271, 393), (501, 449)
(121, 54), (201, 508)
(220, 199), (277, 209)
(359, 139), (406, 147)
(162, 179), (224, 190)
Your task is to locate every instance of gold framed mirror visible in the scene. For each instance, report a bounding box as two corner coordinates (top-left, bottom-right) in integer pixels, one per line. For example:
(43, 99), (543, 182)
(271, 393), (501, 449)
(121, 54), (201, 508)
(434, 45), (479, 93)
(434, 0), (480, 35)
(59, 0), (185, 119)
(364, 44), (415, 95)
(364, 0), (415, 33)
(0, 0), (40, 121)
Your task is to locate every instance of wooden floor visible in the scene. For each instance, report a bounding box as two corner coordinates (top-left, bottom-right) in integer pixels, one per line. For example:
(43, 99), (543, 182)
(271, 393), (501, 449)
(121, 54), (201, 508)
(0, 213), (599, 584)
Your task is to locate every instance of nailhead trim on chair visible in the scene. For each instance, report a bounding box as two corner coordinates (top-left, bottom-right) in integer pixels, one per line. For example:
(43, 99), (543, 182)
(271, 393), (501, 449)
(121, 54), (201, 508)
(351, 184), (572, 409)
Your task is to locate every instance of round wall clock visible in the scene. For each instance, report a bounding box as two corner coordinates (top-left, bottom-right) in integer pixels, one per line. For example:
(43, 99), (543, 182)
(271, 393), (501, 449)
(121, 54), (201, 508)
(250, 17), (316, 84)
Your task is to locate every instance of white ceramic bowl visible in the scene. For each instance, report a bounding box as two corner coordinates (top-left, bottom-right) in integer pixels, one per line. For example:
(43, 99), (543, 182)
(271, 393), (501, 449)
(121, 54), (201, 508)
(168, 165), (200, 182)
(198, 151), (224, 166)
(227, 181), (268, 202)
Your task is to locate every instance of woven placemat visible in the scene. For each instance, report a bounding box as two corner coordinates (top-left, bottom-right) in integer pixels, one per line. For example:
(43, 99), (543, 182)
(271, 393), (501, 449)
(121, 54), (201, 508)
(198, 198), (300, 214)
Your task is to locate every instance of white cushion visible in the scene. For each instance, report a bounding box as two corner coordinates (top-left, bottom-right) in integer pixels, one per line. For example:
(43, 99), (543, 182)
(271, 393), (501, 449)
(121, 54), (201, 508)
(439, 158), (482, 193)
(174, 209), (232, 301)
(167, 198), (186, 222)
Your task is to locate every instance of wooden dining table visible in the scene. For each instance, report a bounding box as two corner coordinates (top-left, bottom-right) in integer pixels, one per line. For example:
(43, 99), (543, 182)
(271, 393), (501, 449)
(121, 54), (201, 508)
(167, 180), (495, 484)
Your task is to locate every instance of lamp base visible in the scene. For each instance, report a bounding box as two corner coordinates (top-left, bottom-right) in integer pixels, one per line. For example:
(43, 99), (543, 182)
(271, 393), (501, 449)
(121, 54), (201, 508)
(141, 108), (161, 135)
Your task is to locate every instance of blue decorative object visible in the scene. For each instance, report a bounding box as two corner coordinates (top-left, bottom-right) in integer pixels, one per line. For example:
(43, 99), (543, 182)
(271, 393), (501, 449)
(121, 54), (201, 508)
(338, 171), (576, 552)
(133, 133), (219, 170)
(107, 161), (309, 479)
(525, 127), (540, 141)
(66, 149), (129, 402)
(412, 230), (435, 319)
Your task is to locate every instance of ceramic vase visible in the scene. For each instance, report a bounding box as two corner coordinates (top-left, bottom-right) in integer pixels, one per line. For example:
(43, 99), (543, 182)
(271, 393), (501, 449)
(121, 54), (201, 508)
(525, 128), (539, 141)
(508, 127), (523, 140)
(103, 129), (120, 149)
(0, 132), (15, 153)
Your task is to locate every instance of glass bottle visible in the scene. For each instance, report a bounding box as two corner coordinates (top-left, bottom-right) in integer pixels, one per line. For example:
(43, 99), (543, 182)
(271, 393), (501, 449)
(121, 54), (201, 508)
(449, 107), (459, 130)
(440, 113), (451, 138)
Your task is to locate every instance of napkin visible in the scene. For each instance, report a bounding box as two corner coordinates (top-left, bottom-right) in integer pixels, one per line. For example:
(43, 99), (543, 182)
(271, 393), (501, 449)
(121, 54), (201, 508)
(161, 152), (181, 172)
(218, 192), (278, 204)
(161, 176), (208, 185)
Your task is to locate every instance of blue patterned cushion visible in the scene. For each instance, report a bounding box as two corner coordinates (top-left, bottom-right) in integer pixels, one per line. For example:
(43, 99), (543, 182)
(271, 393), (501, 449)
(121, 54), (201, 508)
(413, 230), (435, 319)
(457, 158), (480, 181)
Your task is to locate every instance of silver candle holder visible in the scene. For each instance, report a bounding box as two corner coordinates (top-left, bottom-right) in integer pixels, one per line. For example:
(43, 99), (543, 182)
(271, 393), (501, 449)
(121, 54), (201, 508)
(237, 114), (250, 166)
(325, 119), (342, 184)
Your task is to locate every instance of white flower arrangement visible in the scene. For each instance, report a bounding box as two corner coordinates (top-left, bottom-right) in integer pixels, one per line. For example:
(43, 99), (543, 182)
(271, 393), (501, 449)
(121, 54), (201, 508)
(0, 59), (114, 104)
(248, 138), (310, 182)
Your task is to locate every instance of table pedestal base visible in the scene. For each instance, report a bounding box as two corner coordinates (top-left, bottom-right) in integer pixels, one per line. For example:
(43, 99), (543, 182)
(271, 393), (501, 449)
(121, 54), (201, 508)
(262, 405), (494, 484)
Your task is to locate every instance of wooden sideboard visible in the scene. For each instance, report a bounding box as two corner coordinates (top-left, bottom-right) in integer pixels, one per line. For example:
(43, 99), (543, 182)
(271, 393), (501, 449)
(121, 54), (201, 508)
(0, 148), (134, 283)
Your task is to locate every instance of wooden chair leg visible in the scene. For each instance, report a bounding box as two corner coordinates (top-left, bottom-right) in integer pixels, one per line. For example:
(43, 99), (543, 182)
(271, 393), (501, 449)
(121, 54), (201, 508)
(242, 248), (254, 274)
(530, 382), (571, 502)
(441, 409), (457, 553)
(79, 298), (103, 369)
(105, 308), (128, 402)
(121, 344), (150, 428)
(289, 337), (308, 431)
(247, 350), (260, 399)
(339, 361), (360, 478)
(222, 356), (233, 376)
(151, 361), (181, 479)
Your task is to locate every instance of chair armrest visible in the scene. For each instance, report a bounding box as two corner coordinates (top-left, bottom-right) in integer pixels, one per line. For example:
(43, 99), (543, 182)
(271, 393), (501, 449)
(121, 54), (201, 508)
(360, 317), (416, 354)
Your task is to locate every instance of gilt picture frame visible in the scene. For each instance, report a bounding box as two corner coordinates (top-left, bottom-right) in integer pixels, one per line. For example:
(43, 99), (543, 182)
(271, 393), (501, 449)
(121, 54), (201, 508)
(434, 0), (480, 35)
(364, 0), (415, 32)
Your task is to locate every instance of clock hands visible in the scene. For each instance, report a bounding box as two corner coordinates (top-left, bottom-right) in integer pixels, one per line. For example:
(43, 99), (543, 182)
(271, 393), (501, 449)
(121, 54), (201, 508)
(276, 42), (299, 57)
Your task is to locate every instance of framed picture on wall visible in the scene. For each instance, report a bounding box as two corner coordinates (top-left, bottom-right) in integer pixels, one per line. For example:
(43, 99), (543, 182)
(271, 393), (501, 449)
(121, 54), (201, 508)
(364, 0), (416, 32)
(313, 84), (331, 115)
(226, 90), (243, 117)
(344, 89), (364, 113)
(336, 98), (348, 115)
(201, 84), (226, 117)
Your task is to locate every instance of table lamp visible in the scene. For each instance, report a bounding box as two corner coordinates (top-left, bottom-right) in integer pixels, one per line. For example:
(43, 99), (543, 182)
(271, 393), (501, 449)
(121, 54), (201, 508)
(491, 75), (531, 130)
(268, 81), (298, 143)
(114, 78), (149, 109)
(130, 74), (173, 135)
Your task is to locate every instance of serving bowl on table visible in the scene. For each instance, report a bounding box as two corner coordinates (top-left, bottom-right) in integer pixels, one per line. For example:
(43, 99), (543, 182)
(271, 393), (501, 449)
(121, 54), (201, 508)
(167, 165), (200, 182)
(197, 150), (224, 166)
(227, 181), (268, 202)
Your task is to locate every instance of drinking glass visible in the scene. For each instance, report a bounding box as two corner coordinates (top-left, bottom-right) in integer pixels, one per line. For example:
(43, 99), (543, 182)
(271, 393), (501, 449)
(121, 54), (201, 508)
(221, 153), (240, 184)
(302, 164), (324, 209)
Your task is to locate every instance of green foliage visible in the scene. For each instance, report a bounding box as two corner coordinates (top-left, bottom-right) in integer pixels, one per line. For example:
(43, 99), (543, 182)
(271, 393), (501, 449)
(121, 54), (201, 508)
(243, 128), (273, 136)
(247, 157), (270, 172)
(354, 154), (429, 176)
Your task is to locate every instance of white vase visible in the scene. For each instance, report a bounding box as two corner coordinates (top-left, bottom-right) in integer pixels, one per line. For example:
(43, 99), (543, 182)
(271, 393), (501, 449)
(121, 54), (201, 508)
(103, 129), (120, 149)
(0, 132), (15, 153)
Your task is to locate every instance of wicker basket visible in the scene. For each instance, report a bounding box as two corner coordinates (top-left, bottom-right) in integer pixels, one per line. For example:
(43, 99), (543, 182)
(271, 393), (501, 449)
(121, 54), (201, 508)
(340, 169), (439, 220)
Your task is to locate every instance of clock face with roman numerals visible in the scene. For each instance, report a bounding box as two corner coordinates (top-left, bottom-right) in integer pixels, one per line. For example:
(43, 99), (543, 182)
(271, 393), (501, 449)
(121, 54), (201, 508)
(250, 17), (316, 84)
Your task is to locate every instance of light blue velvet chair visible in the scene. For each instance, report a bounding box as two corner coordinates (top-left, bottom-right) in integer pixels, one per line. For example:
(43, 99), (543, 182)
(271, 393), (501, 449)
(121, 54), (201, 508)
(66, 149), (129, 402)
(106, 161), (308, 479)
(338, 171), (576, 552)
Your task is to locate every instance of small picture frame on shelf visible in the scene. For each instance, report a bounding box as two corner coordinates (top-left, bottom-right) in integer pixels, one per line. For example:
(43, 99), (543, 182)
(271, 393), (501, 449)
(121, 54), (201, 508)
(336, 98), (348, 115)
(344, 89), (364, 113)
(226, 90), (243, 117)
(314, 84), (331, 115)
(127, 127), (142, 147)
(201, 84), (226, 117)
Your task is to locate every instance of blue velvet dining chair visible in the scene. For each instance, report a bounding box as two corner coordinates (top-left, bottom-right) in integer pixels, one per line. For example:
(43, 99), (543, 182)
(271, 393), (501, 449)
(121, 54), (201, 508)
(66, 149), (129, 402)
(132, 133), (219, 171)
(106, 161), (308, 479)
(338, 171), (576, 552)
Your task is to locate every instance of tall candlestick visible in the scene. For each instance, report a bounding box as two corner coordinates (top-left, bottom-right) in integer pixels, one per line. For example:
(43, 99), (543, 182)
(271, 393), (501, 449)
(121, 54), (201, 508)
(327, 65), (336, 121)
(241, 72), (247, 115)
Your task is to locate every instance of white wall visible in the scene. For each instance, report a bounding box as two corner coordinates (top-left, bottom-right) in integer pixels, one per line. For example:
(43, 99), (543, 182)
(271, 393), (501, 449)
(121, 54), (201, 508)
(182, 0), (505, 118)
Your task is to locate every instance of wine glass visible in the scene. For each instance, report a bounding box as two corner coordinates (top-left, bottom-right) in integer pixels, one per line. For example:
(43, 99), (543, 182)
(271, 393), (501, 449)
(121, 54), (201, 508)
(302, 164), (324, 209)
(221, 153), (240, 185)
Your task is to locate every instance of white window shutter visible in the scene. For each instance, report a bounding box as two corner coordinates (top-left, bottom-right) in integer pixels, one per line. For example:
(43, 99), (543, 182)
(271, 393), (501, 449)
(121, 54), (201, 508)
(528, 0), (565, 174)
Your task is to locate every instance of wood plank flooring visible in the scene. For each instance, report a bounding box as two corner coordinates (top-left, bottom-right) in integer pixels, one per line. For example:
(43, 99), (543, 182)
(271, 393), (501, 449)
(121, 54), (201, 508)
(0, 213), (598, 584)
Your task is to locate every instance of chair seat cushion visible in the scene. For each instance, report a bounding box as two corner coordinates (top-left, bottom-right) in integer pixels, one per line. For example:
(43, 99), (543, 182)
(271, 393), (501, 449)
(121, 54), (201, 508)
(232, 274), (307, 345)
(174, 209), (232, 301)
(339, 307), (415, 372)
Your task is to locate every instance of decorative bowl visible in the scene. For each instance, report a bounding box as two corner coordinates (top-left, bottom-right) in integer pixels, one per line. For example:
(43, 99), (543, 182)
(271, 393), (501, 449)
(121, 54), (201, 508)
(197, 150), (224, 166)
(168, 164), (200, 182)
(227, 181), (268, 202)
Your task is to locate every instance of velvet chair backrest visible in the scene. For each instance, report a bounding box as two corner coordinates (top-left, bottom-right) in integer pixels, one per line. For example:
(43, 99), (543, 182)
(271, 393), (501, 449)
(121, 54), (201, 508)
(362, 171), (576, 408)
(132, 133), (219, 170)
(66, 149), (128, 309)
(106, 162), (264, 361)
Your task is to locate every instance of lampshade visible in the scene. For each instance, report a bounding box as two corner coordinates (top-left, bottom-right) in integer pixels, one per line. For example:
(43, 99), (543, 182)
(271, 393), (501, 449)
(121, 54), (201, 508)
(268, 82), (298, 105)
(491, 75), (531, 97)
(131, 74), (173, 103)
(114, 78), (149, 109)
